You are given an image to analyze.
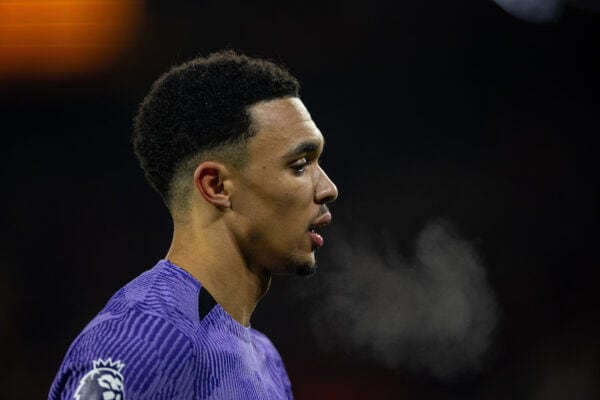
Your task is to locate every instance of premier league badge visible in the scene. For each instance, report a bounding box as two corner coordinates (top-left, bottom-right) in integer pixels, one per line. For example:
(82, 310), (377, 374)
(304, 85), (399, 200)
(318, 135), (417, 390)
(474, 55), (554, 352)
(74, 358), (126, 400)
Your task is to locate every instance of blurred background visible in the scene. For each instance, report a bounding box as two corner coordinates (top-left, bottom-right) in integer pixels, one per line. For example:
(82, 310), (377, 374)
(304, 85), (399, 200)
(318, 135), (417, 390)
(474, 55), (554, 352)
(1, 0), (599, 398)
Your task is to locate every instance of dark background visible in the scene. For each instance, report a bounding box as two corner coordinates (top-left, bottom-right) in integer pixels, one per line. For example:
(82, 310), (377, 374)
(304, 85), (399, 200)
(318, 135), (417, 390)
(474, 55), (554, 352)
(1, 0), (599, 398)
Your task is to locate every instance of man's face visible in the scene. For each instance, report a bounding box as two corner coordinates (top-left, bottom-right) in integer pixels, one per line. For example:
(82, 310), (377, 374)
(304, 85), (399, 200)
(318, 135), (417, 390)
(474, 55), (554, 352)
(228, 97), (338, 276)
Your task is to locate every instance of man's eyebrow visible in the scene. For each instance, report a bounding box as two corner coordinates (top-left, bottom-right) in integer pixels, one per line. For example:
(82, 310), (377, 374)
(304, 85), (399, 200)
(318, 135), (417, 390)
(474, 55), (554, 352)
(284, 140), (323, 158)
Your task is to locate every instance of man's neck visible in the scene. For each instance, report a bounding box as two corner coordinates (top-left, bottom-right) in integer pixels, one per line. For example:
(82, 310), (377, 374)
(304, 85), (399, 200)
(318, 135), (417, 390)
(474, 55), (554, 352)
(165, 224), (271, 327)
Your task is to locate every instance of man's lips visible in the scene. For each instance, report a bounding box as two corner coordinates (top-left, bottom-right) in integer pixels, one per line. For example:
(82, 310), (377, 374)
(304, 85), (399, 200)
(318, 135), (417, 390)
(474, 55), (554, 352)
(309, 212), (332, 230)
(308, 212), (332, 248)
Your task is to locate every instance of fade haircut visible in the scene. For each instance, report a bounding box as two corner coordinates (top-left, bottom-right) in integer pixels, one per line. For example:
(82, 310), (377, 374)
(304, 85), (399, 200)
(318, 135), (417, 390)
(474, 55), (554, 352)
(132, 50), (300, 212)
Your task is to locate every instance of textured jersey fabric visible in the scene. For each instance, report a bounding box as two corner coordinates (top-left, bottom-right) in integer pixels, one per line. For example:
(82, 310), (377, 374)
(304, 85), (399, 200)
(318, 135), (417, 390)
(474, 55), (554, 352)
(49, 260), (293, 399)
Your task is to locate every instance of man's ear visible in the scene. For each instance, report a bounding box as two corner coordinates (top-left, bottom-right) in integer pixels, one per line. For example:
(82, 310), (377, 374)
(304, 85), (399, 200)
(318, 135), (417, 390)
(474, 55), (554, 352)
(193, 161), (232, 209)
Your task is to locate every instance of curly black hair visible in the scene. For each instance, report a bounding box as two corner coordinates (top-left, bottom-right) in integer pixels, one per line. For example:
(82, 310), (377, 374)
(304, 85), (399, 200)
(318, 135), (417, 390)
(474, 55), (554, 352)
(132, 50), (300, 211)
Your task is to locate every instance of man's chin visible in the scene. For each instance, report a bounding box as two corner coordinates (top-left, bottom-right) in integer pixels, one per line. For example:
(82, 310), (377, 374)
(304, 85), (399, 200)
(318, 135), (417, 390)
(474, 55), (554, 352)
(294, 262), (318, 277)
(273, 254), (317, 277)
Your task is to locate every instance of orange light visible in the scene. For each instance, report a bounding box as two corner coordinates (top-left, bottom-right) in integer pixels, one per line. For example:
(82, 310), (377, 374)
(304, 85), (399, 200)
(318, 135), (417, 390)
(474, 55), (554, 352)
(0, 0), (143, 78)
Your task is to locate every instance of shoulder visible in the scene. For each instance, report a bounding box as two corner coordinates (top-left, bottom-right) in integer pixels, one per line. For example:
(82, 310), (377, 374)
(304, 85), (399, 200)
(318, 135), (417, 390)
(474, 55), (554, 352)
(49, 260), (204, 399)
(249, 327), (280, 354)
(49, 308), (198, 400)
(94, 260), (201, 333)
(248, 328), (294, 399)
(249, 328), (288, 373)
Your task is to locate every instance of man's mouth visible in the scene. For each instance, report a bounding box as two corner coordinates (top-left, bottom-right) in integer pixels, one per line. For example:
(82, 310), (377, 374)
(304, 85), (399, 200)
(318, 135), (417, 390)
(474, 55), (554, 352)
(308, 212), (332, 248)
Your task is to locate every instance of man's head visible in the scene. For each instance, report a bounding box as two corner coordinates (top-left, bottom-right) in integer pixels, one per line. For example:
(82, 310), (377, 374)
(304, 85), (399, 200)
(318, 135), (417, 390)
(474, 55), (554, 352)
(133, 50), (338, 276)
(223, 97), (338, 276)
(133, 50), (300, 212)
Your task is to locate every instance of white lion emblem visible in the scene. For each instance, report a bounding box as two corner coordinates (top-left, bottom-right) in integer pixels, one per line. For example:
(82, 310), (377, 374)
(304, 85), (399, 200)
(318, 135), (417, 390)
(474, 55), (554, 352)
(74, 358), (126, 400)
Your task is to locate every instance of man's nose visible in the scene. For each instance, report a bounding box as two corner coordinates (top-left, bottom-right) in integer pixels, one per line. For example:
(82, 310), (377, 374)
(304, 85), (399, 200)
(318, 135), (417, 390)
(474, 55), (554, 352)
(315, 167), (338, 204)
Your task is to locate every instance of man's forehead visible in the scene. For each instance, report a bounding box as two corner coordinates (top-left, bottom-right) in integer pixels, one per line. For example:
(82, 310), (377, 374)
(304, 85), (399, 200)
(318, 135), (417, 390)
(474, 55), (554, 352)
(249, 97), (323, 151)
(250, 97), (313, 128)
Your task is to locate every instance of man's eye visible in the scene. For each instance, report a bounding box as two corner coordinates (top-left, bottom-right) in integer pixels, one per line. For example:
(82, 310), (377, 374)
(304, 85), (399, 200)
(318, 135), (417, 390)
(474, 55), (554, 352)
(291, 158), (308, 174)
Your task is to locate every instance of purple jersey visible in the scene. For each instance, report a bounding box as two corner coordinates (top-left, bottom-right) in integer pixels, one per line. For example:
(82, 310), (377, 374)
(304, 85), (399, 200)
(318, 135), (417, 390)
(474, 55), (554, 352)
(49, 260), (293, 399)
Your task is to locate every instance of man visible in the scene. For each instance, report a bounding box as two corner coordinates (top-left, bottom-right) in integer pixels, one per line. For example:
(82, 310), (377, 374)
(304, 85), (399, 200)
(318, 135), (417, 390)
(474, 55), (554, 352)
(49, 50), (338, 399)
